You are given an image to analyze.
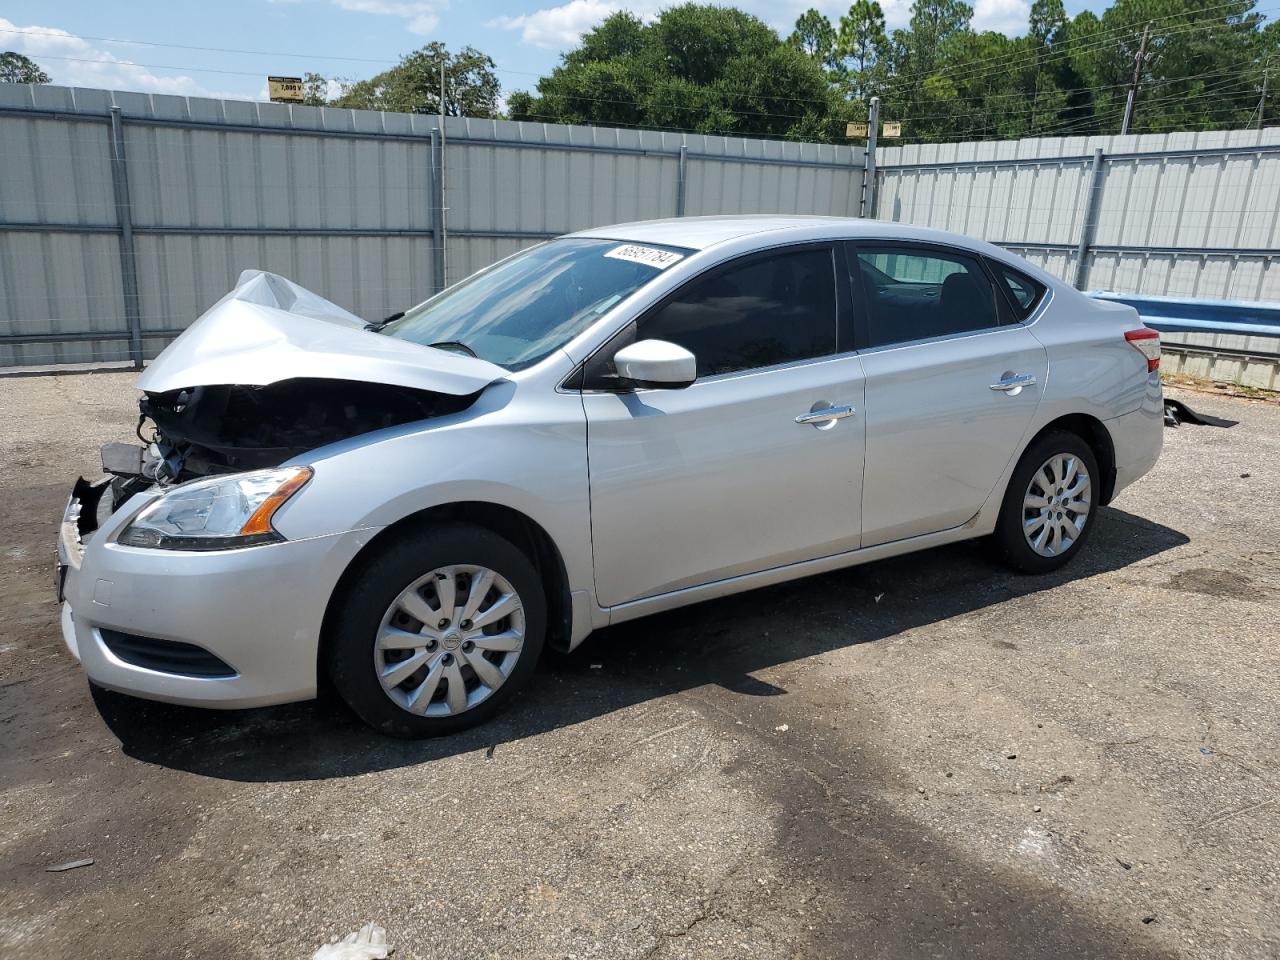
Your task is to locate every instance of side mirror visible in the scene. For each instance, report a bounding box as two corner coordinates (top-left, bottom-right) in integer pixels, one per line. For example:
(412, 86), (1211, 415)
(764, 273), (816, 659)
(612, 339), (696, 389)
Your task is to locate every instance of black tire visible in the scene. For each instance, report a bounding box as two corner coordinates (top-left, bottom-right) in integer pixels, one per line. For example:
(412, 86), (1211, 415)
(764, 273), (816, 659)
(992, 430), (1100, 574)
(327, 522), (546, 738)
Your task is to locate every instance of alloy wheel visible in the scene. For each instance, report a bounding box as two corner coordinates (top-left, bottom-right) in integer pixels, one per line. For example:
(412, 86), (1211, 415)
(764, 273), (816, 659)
(1022, 453), (1092, 558)
(374, 565), (525, 717)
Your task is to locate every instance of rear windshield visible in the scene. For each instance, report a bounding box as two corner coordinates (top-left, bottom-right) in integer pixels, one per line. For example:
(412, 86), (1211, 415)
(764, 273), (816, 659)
(380, 237), (691, 370)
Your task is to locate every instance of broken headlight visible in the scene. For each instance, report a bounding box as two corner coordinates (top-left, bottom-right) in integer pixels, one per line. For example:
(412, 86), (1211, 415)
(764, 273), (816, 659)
(117, 466), (312, 550)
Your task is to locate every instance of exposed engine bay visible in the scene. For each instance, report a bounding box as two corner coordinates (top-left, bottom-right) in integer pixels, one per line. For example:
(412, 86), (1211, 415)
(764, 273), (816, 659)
(102, 378), (476, 510)
(77, 269), (509, 515)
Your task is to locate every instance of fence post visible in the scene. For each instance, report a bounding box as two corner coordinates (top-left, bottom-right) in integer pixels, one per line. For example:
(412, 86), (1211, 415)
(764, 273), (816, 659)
(430, 127), (445, 294)
(676, 143), (688, 217)
(1073, 147), (1106, 290)
(861, 96), (880, 219)
(108, 106), (143, 368)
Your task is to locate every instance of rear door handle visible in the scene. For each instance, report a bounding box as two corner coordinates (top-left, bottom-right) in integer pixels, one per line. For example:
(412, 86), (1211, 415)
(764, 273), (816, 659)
(795, 405), (855, 425)
(989, 374), (1037, 393)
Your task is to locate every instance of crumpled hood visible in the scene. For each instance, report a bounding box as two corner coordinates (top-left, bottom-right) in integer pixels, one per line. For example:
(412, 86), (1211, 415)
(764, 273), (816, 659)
(137, 270), (507, 396)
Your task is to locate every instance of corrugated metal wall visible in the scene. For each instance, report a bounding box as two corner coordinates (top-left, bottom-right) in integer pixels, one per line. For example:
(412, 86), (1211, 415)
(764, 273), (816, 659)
(877, 128), (1280, 385)
(5, 81), (1277, 381)
(0, 84), (863, 368)
(878, 129), (1280, 297)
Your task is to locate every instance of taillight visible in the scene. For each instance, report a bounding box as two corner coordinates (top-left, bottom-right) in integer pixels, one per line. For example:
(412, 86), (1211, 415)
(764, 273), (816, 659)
(1125, 327), (1160, 372)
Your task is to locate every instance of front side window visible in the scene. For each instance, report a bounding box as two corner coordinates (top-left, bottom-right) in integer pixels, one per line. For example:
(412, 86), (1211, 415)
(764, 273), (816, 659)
(637, 247), (838, 378)
(380, 238), (690, 370)
(854, 246), (1001, 348)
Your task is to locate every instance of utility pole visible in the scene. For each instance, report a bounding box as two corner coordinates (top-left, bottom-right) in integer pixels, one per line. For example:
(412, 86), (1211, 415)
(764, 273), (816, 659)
(1258, 60), (1271, 131)
(863, 96), (880, 219)
(439, 58), (448, 288)
(1120, 22), (1151, 136)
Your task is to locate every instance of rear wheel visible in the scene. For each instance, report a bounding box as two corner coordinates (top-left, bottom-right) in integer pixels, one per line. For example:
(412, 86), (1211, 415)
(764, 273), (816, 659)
(992, 430), (1099, 574)
(327, 523), (546, 737)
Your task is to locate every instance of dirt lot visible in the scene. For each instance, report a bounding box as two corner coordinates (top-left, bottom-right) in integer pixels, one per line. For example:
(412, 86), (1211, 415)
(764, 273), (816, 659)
(1, 373), (1277, 960)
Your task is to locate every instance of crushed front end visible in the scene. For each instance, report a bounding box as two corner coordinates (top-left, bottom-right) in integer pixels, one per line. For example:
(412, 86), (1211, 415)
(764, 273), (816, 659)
(53, 269), (506, 709)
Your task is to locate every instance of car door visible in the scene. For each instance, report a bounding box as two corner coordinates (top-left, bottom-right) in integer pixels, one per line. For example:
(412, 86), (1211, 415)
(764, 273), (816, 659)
(848, 241), (1048, 547)
(579, 243), (866, 608)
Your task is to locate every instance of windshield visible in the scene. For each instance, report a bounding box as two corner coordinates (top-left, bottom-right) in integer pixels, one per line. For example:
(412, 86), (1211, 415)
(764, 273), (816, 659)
(379, 237), (691, 369)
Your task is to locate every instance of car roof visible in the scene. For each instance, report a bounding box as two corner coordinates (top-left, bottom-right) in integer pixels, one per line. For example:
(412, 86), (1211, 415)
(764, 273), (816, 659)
(570, 215), (983, 252)
(571, 215), (840, 250)
(568, 215), (1065, 291)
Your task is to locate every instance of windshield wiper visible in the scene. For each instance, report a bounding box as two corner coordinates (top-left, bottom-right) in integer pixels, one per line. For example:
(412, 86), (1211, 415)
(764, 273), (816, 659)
(427, 340), (478, 358)
(364, 310), (405, 333)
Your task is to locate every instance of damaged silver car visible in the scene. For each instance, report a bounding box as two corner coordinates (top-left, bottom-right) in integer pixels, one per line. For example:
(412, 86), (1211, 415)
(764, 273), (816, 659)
(57, 217), (1164, 737)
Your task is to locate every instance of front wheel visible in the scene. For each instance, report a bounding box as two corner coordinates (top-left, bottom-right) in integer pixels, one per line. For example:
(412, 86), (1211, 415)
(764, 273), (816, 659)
(327, 523), (546, 738)
(992, 430), (1099, 574)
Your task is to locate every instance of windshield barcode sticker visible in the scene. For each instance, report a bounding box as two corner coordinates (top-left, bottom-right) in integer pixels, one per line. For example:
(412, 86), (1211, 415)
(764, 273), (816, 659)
(604, 244), (684, 269)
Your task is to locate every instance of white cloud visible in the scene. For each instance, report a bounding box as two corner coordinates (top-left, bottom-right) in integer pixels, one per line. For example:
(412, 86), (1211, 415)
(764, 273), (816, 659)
(330, 0), (444, 35)
(973, 0), (1031, 36)
(490, 0), (918, 52)
(776, 0), (912, 32)
(490, 0), (653, 50)
(0, 18), (222, 96)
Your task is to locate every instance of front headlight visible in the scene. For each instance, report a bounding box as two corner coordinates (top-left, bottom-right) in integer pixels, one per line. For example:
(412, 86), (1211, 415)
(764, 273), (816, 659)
(118, 466), (312, 550)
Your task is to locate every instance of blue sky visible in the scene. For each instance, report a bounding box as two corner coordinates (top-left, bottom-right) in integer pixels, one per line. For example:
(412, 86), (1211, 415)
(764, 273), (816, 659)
(2, 1), (1114, 103)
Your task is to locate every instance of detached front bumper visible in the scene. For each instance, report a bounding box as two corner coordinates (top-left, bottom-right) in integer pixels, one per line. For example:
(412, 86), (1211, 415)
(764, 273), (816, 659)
(58, 481), (378, 709)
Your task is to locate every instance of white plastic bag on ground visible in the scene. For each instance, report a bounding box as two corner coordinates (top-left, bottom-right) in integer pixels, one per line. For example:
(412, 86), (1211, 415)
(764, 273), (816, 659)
(312, 922), (390, 960)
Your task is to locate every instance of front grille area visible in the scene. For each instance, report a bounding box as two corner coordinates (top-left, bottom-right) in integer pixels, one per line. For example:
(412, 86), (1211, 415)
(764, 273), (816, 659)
(98, 629), (237, 678)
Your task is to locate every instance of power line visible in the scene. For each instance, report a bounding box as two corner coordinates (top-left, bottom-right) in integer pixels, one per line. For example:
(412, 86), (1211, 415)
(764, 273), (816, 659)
(6, 51), (1263, 145)
(19, 43), (1266, 129)
(919, 0), (1272, 88)
(0, 26), (400, 66)
(6, 2), (1276, 114)
(5, 5), (1275, 147)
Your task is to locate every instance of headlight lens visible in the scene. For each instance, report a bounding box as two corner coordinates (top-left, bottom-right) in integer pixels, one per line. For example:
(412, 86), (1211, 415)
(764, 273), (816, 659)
(118, 466), (312, 550)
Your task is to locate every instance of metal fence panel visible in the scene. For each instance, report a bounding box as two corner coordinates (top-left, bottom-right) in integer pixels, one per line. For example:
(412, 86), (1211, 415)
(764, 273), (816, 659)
(878, 127), (1280, 372)
(10, 82), (1280, 381)
(0, 84), (865, 368)
(131, 234), (435, 350)
(0, 230), (126, 366)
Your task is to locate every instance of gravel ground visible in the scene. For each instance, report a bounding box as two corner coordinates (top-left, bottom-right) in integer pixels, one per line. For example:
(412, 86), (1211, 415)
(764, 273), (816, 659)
(1, 373), (1277, 960)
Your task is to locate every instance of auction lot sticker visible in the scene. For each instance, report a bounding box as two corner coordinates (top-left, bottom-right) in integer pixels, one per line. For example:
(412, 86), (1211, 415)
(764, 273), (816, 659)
(604, 244), (685, 269)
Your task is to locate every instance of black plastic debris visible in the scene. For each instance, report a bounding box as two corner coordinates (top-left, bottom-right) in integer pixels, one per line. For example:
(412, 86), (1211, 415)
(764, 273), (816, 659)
(1164, 399), (1237, 428)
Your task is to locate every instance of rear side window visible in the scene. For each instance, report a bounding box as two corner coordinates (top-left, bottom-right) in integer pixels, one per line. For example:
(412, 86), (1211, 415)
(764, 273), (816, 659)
(988, 260), (1047, 318)
(852, 245), (1001, 348)
(638, 246), (838, 377)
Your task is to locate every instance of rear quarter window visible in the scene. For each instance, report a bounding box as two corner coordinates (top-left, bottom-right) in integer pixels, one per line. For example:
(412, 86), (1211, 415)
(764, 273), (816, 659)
(988, 260), (1047, 319)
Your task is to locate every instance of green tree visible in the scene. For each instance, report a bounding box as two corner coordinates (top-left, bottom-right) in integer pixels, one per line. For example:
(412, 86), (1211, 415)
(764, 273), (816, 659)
(504, 90), (539, 119)
(1069, 0), (1265, 134)
(330, 43), (500, 117)
(788, 8), (839, 69)
(565, 11), (647, 67)
(870, 0), (975, 141)
(1029, 0), (1067, 47)
(505, 0), (1278, 143)
(301, 72), (329, 107)
(0, 51), (51, 84)
(907, 0), (973, 76)
(1259, 22), (1280, 125)
(509, 4), (841, 140)
(837, 1), (890, 99)
(649, 4), (778, 86)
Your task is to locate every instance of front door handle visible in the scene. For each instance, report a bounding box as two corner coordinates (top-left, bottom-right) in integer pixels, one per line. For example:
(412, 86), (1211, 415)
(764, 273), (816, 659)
(989, 374), (1037, 394)
(795, 405), (855, 426)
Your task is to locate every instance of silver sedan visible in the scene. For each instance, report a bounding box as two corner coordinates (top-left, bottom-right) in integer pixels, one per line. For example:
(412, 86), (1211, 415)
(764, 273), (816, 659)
(57, 216), (1164, 737)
